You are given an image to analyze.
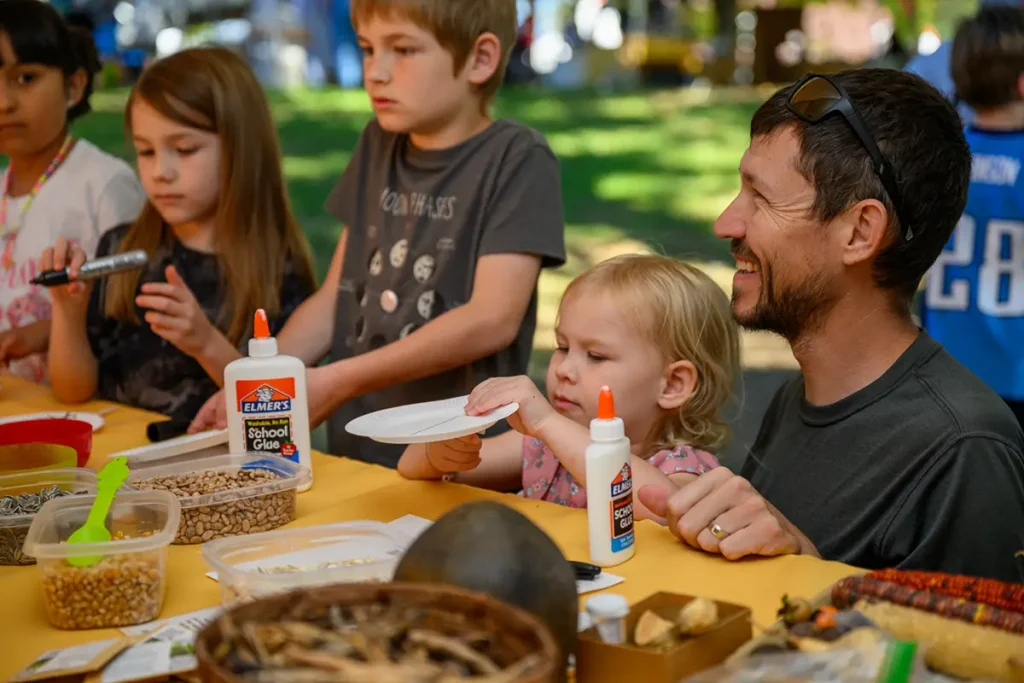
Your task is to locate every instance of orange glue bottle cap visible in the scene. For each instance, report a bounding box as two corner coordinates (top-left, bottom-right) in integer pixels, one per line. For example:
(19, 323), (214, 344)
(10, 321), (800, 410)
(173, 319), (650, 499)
(597, 385), (616, 420)
(248, 308), (277, 357)
(254, 309), (271, 338)
(590, 386), (624, 441)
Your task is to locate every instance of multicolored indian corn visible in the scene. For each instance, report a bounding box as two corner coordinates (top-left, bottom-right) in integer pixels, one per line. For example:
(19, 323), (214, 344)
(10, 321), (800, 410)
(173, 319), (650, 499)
(832, 575), (1024, 634)
(865, 569), (1024, 613)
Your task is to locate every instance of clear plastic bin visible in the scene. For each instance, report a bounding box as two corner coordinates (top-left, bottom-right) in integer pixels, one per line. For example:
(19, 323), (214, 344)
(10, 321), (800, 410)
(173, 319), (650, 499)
(127, 453), (310, 545)
(22, 489), (180, 630)
(0, 468), (98, 566)
(201, 521), (407, 606)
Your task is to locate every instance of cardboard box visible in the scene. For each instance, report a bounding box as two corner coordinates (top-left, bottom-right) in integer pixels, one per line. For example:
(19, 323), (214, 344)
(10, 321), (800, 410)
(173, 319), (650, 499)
(576, 592), (752, 683)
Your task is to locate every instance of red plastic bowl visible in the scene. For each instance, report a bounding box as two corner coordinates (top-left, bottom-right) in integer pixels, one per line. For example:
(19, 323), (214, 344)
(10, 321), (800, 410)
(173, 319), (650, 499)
(0, 419), (93, 468)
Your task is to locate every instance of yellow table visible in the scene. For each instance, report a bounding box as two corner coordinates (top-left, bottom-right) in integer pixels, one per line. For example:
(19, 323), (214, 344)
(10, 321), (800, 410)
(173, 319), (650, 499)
(0, 377), (861, 681)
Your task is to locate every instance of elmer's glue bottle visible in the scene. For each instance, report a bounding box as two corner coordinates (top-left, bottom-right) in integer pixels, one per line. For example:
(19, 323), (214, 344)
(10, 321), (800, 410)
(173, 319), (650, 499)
(225, 309), (313, 492)
(585, 386), (635, 567)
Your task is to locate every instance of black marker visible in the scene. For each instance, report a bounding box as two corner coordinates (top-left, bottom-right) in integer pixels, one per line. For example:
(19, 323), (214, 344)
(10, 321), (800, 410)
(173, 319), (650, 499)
(30, 250), (148, 287)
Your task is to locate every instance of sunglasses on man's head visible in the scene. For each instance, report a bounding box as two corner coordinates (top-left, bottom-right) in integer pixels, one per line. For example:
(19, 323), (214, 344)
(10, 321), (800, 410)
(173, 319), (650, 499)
(786, 73), (912, 241)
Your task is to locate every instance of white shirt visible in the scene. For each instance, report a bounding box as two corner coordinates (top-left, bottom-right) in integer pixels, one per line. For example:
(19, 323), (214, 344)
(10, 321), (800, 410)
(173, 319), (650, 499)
(0, 138), (146, 382)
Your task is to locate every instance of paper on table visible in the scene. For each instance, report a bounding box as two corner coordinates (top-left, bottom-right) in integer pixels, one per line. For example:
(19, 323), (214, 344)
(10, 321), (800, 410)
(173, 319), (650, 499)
(204, 515), (623, 595)
(99, 642), (172, 683)
(120, 605), (222, 637)
(577, 571), (625, 595)
(11, 640), (120, 681)
(387, 515), (625, 594)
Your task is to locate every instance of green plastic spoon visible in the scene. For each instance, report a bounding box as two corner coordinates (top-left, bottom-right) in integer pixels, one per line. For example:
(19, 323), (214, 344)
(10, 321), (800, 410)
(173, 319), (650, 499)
(66, 457), (130, 567)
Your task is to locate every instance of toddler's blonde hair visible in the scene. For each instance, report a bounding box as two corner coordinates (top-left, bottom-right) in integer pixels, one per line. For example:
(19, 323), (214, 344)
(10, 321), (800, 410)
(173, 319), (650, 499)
(561, 254), (741, 452)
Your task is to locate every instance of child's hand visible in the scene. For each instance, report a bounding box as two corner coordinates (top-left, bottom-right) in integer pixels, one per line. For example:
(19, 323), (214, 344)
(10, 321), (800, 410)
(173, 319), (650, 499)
(40, 238), (90, 309)
(466, 376), (556, 438)
(425, 434), (482, 474)
(188, 389), (228, 433)
(0, 323), (48, 366)
(136, 265), (216, 358)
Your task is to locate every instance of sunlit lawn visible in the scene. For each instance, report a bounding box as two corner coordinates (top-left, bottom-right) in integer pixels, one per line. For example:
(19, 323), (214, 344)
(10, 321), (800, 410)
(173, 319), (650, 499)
(76, 85), (765, 378)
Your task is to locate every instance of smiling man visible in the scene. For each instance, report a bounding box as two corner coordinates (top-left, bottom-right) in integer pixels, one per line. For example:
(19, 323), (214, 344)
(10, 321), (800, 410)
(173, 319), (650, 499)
(640, 69), (1024, 582)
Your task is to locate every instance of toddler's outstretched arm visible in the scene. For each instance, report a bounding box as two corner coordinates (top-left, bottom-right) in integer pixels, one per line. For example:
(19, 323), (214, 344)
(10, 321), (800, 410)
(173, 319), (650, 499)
(397, 429), (522, 492)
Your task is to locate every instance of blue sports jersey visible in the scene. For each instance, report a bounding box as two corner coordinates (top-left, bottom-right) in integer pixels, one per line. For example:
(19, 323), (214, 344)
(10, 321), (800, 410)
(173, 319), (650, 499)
(922, 127), (1024, 400)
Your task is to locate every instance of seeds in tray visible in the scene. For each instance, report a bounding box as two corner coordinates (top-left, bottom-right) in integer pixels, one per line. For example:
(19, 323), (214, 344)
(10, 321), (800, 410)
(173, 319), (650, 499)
(0, 486), (84, 566)
(131, 469), (296, 544)
(41, 549), (163, 630)
(212, 599), (545, 681)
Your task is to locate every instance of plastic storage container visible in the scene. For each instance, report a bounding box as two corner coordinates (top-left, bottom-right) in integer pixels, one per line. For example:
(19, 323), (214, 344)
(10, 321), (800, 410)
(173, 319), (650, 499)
(22, 489), (180, 630)
(0, 468), (98, 566)
(127, 453), (310, 545)
(202, 521), (408, 606)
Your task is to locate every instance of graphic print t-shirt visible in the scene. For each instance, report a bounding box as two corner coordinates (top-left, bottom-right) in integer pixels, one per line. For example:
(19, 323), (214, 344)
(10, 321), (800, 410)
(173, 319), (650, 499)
(922, 127), (1024, 400)
(0, 139), (144, 382)
(324, 119), (567, 467)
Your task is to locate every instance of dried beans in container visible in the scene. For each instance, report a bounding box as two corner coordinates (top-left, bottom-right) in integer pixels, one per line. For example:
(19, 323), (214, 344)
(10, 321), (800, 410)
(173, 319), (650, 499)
(128, 454), (310, 545)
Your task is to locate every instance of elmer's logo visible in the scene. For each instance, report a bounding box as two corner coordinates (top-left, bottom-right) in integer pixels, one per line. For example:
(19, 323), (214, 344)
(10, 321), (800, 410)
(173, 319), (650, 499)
(611, 463), (632, 498)
(236, 378), (296, 414)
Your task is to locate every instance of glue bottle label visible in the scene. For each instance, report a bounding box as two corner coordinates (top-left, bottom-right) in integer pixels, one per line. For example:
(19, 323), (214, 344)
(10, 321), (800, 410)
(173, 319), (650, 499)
(236, 378), (299, 463)
(609, 463), (635, 552)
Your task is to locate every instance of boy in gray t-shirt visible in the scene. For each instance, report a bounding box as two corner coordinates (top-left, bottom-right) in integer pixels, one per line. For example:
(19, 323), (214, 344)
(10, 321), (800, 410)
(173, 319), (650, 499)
(190, 0), (566, 468)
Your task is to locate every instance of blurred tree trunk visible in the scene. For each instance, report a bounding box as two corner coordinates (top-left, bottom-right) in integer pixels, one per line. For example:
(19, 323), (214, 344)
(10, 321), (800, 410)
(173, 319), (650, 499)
(714, 0), (736, 55)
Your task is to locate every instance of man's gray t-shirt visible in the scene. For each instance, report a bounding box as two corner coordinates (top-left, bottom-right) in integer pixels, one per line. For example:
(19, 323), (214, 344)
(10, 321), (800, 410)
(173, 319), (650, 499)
(323, 119), (566, 468)
(741, 332), (1024, 582)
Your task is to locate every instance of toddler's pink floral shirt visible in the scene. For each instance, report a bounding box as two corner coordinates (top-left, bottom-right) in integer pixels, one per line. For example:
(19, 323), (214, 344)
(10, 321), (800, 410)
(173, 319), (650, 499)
(520, 436), (719, 507)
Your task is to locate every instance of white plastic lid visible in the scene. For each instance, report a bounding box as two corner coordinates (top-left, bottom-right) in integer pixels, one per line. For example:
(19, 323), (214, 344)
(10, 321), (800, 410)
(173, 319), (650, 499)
(248, 309), (277, 358)
(590, 386), (625, 442)
(585, 594), (629, 619)
(589, 416), (624, 442)
(248, 336), (278, 358)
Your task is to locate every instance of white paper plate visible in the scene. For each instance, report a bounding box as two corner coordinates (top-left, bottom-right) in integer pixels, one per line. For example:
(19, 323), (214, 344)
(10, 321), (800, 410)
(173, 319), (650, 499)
(0, 411), (105, 432)
(344, 396), (519, 444)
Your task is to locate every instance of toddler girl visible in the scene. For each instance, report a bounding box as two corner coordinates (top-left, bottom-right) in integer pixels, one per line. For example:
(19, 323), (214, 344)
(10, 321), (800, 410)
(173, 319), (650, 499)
(398, 254), (741, 518)
(0, 0), (145, 381)
(45, 47), (317, 422)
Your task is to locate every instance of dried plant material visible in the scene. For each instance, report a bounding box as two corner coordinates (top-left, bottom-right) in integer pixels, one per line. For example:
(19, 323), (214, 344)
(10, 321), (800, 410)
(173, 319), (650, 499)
(776, 594), (814, 626)
(212, 600), (545, 682)
(678, 598), (718, 635)
(408, 629), (501, 673)
(633, 610), (676, 647)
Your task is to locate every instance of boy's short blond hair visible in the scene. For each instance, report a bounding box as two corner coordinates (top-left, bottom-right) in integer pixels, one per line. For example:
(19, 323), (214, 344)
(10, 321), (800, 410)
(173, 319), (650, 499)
(351, 0), (517, 104)
(562, 254), (741, 453)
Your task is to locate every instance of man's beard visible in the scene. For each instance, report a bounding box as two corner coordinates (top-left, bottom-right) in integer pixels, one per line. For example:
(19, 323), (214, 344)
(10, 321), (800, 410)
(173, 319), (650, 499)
(732, 246), (837, 342)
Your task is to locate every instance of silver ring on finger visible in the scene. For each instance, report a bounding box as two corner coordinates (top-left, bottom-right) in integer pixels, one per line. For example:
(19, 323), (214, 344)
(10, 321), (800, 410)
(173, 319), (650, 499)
(708, 521), (730, 541)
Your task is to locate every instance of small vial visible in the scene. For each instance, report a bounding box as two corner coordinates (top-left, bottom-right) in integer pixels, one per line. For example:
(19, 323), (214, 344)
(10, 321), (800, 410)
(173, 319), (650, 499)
(585, 594), (630, 644)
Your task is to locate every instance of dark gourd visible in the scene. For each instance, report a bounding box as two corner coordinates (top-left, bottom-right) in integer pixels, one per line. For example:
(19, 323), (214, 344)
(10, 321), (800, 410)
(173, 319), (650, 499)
(394, 501), (578, 676)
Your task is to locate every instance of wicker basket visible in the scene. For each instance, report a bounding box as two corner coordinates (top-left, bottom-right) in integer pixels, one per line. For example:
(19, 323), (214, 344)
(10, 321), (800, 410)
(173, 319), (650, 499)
(195, 580), (561, 683)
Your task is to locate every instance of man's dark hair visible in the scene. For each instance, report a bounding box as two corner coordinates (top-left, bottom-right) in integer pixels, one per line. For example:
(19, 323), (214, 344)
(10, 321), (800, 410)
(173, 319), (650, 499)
(750, 69), (971, 308)
(952, 6), (1024, 110)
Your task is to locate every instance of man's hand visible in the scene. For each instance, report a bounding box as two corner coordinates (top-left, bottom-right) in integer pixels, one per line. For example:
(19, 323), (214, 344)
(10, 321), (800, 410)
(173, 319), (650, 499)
(465, 375), (556, 438)
(136, 265), (218, 358)
(189, 389), (227, 433)
(638, 468), (818, 560)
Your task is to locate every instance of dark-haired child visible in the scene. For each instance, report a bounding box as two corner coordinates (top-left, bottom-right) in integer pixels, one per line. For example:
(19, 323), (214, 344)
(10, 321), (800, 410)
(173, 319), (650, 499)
(0, 0), (145, 382)
(922, 5), (1024, 426)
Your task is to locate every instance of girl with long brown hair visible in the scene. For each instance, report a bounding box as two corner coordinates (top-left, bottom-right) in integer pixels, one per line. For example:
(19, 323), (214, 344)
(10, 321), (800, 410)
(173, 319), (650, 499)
(44, 46), (316, 422)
